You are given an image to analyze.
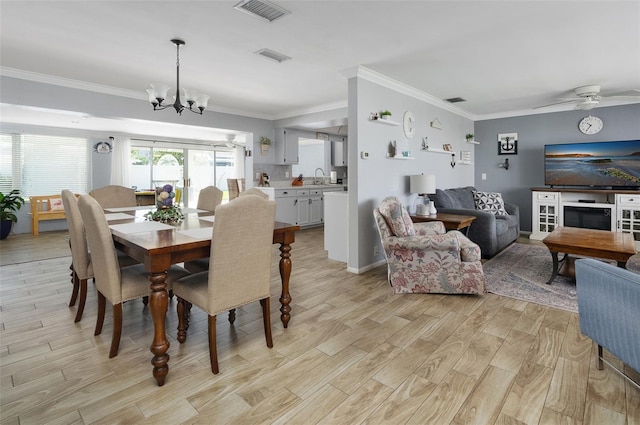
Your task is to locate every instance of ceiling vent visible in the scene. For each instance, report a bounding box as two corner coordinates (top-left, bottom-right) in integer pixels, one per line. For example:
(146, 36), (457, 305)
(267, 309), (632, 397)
(234, 0), (290, 22)
(255, 48), (291, 63)
(445, 97), (467, 103)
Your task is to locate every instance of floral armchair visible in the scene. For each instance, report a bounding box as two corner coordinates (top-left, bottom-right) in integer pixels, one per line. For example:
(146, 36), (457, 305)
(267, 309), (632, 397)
(374, 196), (486, 294)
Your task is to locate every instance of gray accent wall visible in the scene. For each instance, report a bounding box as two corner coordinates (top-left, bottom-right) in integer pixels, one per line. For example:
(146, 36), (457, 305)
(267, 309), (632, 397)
(474, 104), (640, 233)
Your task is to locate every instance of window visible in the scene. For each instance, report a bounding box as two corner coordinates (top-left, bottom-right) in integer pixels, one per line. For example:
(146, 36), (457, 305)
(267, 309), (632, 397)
(0, 133), (90, 197)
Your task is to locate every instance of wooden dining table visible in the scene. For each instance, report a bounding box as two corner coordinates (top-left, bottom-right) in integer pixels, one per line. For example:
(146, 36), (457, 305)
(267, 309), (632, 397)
(105, 206), (299, 386)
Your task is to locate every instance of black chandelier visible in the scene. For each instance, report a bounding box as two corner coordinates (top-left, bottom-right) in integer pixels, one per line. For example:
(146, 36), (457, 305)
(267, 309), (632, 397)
(146, 39), (209, 115)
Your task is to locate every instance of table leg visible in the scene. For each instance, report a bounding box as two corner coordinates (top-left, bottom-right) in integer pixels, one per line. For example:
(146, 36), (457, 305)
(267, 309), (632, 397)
(149, 272), (170, 386)
(278, 241), (292, 328)
(546, 251), (560, 285)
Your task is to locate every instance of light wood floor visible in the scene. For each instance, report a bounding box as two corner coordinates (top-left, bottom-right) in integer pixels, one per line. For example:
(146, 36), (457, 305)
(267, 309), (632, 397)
(1, 228), (639, 424)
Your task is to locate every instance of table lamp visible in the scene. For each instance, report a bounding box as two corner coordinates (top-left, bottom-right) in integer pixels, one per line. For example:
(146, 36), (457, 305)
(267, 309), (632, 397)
(410, 174), (437, 216)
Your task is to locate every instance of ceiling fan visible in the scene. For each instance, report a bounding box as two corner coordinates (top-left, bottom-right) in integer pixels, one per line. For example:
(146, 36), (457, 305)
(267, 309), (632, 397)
(534, 85), (640, 110)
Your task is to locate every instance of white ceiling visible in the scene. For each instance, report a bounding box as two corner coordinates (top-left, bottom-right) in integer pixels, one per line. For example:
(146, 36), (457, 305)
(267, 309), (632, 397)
(1, 1), (639, 139)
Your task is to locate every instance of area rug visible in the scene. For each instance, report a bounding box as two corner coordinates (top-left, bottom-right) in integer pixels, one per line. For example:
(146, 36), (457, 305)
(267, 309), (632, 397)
(482, 243), (578, 313)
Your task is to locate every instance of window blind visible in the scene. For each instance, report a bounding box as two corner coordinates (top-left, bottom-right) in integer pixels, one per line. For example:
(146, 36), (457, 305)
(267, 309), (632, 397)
(0, 133), (90, 197)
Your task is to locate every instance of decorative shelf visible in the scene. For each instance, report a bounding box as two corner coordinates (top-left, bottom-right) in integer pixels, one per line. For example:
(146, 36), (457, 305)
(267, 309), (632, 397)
(458, 161), (473, 165)
(386, 154), (415, 160)
(371, 118), (400, 126)
(421, 147), (453, 155)
(465, 140), (480, 145)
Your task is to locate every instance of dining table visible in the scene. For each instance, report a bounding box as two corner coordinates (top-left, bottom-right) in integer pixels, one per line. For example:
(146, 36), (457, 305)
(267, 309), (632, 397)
(104, 206), (300, 386)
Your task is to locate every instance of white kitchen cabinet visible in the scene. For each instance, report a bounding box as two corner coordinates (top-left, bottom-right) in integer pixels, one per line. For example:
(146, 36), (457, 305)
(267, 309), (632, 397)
(331, 138), (347, 166)
(274, 128), (299, 165)
(274, 189), (297, 225)
(275, 187), (324, 227)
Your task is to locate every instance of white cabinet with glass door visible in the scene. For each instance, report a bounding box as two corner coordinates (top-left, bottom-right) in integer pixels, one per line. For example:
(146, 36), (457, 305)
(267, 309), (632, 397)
(616, 194), (640, 249)
(530, 191), (560, 240)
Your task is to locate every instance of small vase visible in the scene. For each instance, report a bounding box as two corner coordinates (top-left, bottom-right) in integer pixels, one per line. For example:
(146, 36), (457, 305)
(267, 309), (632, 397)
(429, 201), (437, 216)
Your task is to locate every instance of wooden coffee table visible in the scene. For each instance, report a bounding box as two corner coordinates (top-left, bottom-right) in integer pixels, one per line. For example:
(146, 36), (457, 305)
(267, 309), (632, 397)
(542, 226), (636, 285)
(411, 213), (476, 235)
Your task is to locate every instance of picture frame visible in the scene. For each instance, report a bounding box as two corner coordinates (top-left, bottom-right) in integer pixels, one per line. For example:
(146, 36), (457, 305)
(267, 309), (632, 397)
(443, 144), (453, 151)
(498, 132), (518, 155)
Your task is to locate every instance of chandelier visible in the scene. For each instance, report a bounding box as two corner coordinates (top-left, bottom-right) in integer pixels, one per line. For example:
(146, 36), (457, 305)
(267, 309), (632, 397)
(146, 39), (209, 115)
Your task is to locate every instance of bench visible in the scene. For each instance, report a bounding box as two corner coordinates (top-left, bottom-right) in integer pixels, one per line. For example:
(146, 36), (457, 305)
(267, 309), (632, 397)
(29, 194), (79, 236)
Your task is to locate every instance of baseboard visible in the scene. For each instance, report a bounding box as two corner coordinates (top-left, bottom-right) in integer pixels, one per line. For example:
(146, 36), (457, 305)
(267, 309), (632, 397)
(347, 259), (386, 274)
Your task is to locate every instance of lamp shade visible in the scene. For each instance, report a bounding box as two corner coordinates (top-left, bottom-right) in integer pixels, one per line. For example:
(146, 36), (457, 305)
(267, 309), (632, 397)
(410, 174), (436, 195)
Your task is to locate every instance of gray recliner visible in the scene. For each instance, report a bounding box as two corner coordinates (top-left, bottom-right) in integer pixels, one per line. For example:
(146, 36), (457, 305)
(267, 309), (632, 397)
(432, 186), (519, 258)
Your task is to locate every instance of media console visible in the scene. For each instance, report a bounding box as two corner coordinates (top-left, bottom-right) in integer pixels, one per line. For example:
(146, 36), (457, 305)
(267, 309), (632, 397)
(530, 187), (640, 249)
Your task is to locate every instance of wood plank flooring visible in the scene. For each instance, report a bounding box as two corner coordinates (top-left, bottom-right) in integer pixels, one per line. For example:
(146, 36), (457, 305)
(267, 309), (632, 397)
(1, 228), (639, 424)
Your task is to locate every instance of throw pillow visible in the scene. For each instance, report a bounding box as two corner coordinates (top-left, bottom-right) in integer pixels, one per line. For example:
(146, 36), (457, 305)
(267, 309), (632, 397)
(49, 198), (64, 211)
(378, 196), (415, 237)
(472, 191), (508, 216)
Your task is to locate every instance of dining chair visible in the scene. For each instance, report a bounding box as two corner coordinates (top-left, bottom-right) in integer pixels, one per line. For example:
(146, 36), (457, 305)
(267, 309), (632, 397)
(227, 179), (240, 201)
(61, 190), (140, 322)
(238, 188), (268, 199)
(77, 194), (189, 358)
(197, 186), (223, 212)
(173, 194), (276, 374)
(89, 185), (136, 209)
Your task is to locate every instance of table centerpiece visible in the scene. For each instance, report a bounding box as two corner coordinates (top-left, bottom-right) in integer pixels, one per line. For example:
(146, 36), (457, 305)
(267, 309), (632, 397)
(143, 184), (184, 225)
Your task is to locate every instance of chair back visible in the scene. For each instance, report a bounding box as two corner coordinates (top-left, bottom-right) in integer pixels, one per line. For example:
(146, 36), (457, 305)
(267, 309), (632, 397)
(61, 190), (91, 279)
(227, 179), (240, 201)
(77, 194), (122, 303)
(238, 188), (268, 199)
(207, 195), (276, 314)
(197, 186), (224, 212)
(89, 185), (136, 209)
(375, 196), (415, 237)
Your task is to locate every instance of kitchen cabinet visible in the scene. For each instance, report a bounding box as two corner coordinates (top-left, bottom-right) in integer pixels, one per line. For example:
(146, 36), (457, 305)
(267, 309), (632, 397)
(331, 137), (347, 166)
(274, 128), (299, 165)
(274, 188), (324, 227)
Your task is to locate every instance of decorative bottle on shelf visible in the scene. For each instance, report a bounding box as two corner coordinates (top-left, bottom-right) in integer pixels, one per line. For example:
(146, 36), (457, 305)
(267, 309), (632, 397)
(389, 140), (396, 158)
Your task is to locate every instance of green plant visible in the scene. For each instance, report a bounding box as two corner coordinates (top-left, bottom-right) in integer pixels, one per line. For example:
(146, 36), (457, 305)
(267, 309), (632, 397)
(0, 189), (25, 223)
(466, 133), (474, 141)
(144, 206), (184, 225)
(380, 110), (392, 117)
(260, 137), (272, 146)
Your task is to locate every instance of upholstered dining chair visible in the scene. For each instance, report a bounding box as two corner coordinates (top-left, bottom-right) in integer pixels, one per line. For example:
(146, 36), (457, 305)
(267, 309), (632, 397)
(77, 194), (189, 358)
(197, 186), (224, 212)
(227, 179), (240, 201)
(61, 190), (139, 322)
(89, 185), (136, 209)
(173, 194), (276, 374)
(238, 188), (268, 199)
(374, 196), (486, 294)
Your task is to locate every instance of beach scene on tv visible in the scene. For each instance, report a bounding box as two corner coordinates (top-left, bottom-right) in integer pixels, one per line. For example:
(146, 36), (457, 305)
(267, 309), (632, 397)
(545, 140), (640, 187)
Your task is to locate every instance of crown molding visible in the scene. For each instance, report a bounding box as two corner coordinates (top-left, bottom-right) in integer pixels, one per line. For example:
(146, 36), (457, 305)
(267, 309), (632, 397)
(342, 66), (475, 120)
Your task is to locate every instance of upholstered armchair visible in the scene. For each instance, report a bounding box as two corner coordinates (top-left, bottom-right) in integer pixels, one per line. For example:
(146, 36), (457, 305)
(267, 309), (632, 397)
(374, 196), (486, 294)
(575, 258), (640, 377)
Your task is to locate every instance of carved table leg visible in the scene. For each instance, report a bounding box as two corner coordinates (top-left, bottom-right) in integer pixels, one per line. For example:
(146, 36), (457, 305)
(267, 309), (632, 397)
(149, 272), (170, 386)
(278, 241), (292, 328)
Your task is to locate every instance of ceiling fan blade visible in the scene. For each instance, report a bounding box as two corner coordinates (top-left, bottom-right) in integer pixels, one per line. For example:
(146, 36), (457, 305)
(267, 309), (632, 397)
(600, 95), (640, 101)
(601, 89), (640, 97)
(533, 99), (577, 109)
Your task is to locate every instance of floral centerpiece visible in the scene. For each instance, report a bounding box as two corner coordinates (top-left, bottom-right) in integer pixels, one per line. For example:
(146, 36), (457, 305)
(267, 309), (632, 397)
(144, 184), (184, 225)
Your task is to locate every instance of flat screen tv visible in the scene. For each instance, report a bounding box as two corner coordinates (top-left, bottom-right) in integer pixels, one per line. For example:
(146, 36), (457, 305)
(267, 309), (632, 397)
(545, 140), (640, 189)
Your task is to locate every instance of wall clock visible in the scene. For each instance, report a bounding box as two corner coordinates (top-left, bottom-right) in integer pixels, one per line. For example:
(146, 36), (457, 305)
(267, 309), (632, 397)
(403, 111), (416, 139)
(579, 116), (603, 135)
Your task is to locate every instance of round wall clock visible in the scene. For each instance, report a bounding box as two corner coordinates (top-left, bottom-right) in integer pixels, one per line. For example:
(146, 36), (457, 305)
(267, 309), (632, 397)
(578, 116), (603, 135)
(403, 110), (415, 139)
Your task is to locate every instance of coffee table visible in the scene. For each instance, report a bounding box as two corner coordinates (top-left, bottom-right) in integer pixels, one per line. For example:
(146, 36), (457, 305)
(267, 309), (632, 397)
(542, 226), (636, 285)
(411, 213), (476, 235)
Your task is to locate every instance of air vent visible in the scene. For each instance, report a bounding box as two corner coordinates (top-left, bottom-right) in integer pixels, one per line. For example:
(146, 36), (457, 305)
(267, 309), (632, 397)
(445, 97), (467, 103)
(234, 0), (290, 22)
(255, 48), (291, 63)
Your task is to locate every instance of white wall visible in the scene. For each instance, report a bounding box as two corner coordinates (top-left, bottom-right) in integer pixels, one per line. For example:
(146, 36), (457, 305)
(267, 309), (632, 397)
(348, 76), (475, 272)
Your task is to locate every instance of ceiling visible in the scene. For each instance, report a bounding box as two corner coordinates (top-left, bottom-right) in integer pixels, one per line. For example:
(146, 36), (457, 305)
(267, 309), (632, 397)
(1, 1), (639, 140)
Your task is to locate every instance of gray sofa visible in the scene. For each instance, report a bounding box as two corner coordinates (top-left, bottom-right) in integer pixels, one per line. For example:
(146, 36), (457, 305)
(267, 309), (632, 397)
(432, 186), (520, 258)
(575, 259), (639, 376)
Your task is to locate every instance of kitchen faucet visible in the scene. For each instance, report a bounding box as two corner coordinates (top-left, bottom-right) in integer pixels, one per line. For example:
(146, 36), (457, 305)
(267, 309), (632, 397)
(314, 168), (325, 185)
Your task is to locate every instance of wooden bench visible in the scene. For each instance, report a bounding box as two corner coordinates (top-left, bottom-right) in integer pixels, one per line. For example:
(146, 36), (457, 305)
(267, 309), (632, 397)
(29, 194), (79, 236)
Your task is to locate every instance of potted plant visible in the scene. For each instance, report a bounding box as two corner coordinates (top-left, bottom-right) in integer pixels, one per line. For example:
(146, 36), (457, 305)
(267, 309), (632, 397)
(465, 133), (474, 142)
(380, 110), (392, 120)
(0, 189), (26, 240)
(260, 136), (271, 155)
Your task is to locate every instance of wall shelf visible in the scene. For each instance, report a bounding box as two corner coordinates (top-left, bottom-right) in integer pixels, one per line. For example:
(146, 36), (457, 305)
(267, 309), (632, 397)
(371, 117), (400, 126)
(421, 147), (452, 155)
(386, 154), (415, 160)
(458, 161), (473, 165)
(465, 140), (480, 145)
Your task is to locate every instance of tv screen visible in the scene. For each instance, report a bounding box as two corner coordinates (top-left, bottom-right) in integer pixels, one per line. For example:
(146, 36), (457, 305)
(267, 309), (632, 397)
(545, 140), (640, 188)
